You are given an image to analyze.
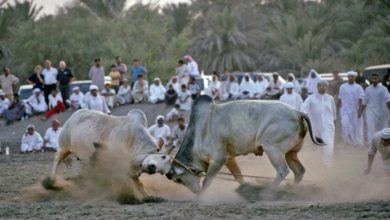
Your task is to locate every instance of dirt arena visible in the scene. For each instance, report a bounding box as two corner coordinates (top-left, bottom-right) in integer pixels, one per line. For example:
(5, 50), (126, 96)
(1, 103), (390, 219)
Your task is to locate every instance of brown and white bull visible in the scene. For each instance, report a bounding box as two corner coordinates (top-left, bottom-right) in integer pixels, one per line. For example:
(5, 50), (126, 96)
(43, 109), (170, 199)
(166, 95), (324, 194)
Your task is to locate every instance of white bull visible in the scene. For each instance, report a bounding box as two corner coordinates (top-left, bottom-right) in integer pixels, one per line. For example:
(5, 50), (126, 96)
(43, 109), (170, 200)
(166, 95), (323, 194)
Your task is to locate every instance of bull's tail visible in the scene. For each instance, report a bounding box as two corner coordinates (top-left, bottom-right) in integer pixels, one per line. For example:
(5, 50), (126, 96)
(300, 112), (326, 146)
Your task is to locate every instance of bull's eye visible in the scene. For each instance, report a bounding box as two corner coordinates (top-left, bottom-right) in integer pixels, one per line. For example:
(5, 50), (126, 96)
(161, 155), (166, 160)
(177, 178), (182, 183)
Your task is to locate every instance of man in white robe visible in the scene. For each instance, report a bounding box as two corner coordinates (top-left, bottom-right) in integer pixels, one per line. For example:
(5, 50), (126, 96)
(20, 124), (43, 153)
(365, 128), (390, 175)
(176, 84), (192, 111)
(69, 86), (84, 110)
(25, 88), (48, 115)
(149, 78), (166, 104)
(116, 79), (132, 105)
(84, 85), (110, 114)
(359, 73), (390, 142)
(101, 82), (116, 109)
(148, 115), (171, 151)
(0, 90), (10, 117)
(184, 55), (199, 77)
(166, 104), (181, 121)
(280, 82), (303, 110)
(301, 80), (337, 166)
(264, 73), (283, 99)
(43, 119), (62, 152)
(239, 73), (255, 99)
(166, 76), (180, 93)
(176, 60), (190, 86)
(304, 69), (321, 94)
(205, 75), (221, 100)
(221, 75), (240, 101)
(170, 116), (188, 155)
(131, 74), (149, 103)
(285, 73), (301, 93)
(253, 74), (269, 99)
(338, 71), (364, 146)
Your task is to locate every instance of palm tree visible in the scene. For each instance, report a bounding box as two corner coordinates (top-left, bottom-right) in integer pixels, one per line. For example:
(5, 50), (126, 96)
(162, 3), (192, 36)
(77, 0), (127, 19)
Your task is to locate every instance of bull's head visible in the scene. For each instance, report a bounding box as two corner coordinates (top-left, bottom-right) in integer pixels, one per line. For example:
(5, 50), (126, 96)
(142, 154), (171, 174)
(166, 163), (202, 194)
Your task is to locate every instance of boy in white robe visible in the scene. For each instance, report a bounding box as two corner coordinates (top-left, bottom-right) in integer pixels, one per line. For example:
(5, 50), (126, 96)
(304, 69), (321, 94)
(338, 71), (364, 146)
(20, 124), (43, 153)
(366, 128), (390, 175)
(149, 78), (166, 104)
(131, 74), (149, 103)
(148, 115), (171, 151)
(25, 88), (48, 115)
(0, 90), (10, 117)
(359, 73), (390, 142)
(43, 119), (62, 151)
(280, 83), (303, 110)
(301, 80), (337, 166)
(116, 79), (132, 105)
(69, 86), (84, 110)
(101, 82), (116, 109)
(176, 84), (192, 111)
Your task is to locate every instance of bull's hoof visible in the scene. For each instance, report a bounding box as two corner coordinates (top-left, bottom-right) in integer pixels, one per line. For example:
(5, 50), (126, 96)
(41, 177), (63, 191)
(116, 193), (143, 205)
(142, 196), (166, 203)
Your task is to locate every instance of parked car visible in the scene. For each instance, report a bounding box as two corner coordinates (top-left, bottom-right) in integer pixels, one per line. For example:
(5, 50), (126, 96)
(18, 84), (33, 102)
(363, 64), (390, 81)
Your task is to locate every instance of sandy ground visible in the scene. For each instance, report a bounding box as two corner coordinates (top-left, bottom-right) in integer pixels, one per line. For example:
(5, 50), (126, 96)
(1, 103), (390, 219)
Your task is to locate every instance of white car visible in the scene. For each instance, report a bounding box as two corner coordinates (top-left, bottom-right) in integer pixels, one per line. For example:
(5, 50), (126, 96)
(18, 84), (33, 102)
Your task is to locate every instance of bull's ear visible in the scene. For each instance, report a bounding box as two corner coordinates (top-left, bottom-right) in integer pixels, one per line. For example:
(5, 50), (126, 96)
(174, 166), (185, 175)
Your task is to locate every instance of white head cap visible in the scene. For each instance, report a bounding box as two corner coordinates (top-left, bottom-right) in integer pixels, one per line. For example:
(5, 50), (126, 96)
(154, 77), (161, 82)
(89, 85), (99, 91)
(0, 90), (5, 96)
(72, 86), (80, 92)
(156, 115), (165, 123)
(380, 128), (390, 139)
(284, 82), (295, 89)
(347, 71), (358, 77)
(26, 124), (35, 129)
(33, 88), (41, 93)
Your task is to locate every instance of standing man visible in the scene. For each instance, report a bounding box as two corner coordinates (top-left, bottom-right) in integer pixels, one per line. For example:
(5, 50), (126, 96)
(56, 61), (74, 108)
(301, 80), (337, 166)
(42, 60), (58, 104)
(28, 65), (44, 90)
(0, 68), (19, 101)
(359, 73), (390, 142)
(184, 55), (199, 78)
(89, 58), (105, 91)
(338, 71), (365, 146)
(115, 56), (127, 84)
(130, 58), (147, 87)
(328, 70), (344, 98)
(365, 128), (390, 175)
(176, 60), (190, 86)
(280, 83), (303, 110)
(304, 69), (321, 95)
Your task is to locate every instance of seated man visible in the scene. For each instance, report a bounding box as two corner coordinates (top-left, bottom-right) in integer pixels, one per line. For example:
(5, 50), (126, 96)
(188, 77), (201, 100)
(20, 124), (43, 153)
(148, 115), (171, 152)
(69, 86), (84, 110)
(221, 75), (240, 101)
(84, 85), (110, 114)
(101, 82), (116, 109)
(176, 84), (192, 111)
(165, 84), (178, 105)
(166, 104), (180, 121)
(279, 82), (303, 110)
(131, 74), (149, 103)
(149, 77), (166, 104)
(0, 90), (10, 117)
(43, 89), (65, 120)
(263, 72), (283, 99)
(166, 76), (180, 93)
(366, 128), (390, 176)
(43, 119), (62, 152)
(239, 73), (255, 99)
(205, 75), (221, 100)
(116, 79), (132, 105)
(3, 93), (24, 125)
(253, 74), (269, 99)
(25, 88), (47, 116)
(170, 116), (188, 151)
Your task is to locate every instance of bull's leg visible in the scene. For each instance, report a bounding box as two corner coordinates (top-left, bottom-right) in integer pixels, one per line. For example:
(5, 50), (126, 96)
(133, 177), (148, 197)
(264, 147), (290, 187)
(224, 158), (244, 183)
(201, 156), (227, 193)
(42, 149), (71, 190)
(285, 151), (305, 184)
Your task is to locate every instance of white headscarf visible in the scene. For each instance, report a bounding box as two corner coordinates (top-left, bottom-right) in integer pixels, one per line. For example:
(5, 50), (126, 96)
(306, 69), (321, 94)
